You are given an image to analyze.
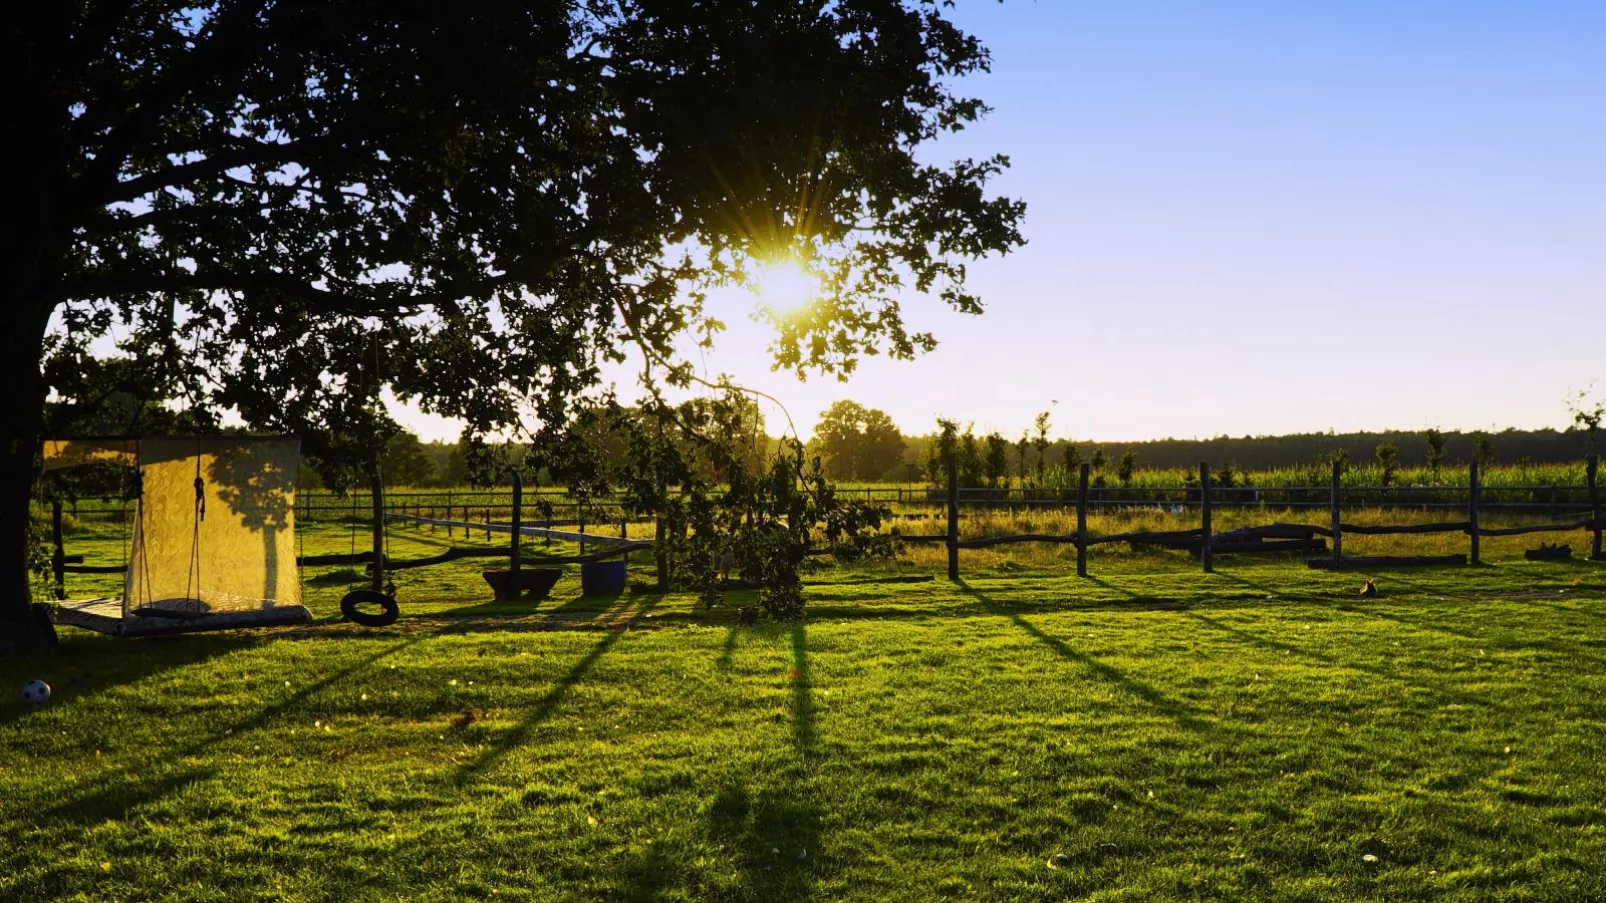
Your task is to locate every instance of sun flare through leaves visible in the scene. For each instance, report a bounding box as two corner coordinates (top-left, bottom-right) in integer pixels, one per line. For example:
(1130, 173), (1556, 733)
(754, 259), (822, 320)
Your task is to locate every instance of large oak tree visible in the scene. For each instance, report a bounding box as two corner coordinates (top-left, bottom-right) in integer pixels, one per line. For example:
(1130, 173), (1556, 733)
(4, 0), (1024, 649)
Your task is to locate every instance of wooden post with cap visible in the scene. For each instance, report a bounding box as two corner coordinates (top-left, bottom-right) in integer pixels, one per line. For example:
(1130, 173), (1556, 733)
(947, 453), (960, 581)
(510, 470), (522, 581)
(1588, 454), (1601, 561)
(1076, 463), (1090, 578)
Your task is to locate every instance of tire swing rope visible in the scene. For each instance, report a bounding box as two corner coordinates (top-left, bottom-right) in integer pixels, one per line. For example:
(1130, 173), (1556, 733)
(338, 335), (400, 628)
(184, 443), (205, 612)
(341, 465), (400, 628)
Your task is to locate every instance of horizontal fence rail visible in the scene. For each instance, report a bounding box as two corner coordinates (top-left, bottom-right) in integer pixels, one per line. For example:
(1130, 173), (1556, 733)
(43, 483), (1600, 522)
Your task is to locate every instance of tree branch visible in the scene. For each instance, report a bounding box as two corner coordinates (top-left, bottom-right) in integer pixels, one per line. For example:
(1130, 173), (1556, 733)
(84, 136), (334, 209)
(61, 269), (518, 318)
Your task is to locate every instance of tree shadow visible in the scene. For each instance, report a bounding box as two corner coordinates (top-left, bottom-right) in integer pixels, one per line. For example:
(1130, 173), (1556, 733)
(1178, 610), (1490, 708)
(716, 626), (739, 671)
(957, 580), (1219, 734)
(0, 634), (249, 728)
(789, 625), (815, 756)
(612, 624), (822, 900)
(24, 636), (424, 824)
(612, 780), (823, 902)
(549, 588), (630, 616)
(449, 596), (660, 784)
(1332, 603), (1483, 641)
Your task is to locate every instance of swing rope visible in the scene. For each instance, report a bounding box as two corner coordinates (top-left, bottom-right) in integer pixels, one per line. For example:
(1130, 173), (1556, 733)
(183, 441), (206, 611)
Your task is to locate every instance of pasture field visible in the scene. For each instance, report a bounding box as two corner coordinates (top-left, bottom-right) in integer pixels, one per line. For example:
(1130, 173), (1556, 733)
(4, 521), (1606, 901)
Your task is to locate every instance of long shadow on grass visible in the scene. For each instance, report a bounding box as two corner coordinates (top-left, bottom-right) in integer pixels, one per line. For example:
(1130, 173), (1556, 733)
(0, 634), (245, 728)
(615, 624), (822, 901)
(790, 625), (816, 756)
(958, 581), (1218, 734)
(449, 596), (660, 784)
(29, 636), (425, 827)
(1178, 611), (1490, 708)
(716, 626), (739, 671)
(614, 781), (824, 902)
(1332, 603), (1484, 641)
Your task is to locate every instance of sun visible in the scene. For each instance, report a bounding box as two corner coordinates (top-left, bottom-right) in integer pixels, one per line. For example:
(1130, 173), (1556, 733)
(754, 259), (820, 317)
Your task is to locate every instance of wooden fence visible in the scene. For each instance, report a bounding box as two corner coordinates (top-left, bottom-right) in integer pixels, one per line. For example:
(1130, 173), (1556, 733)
(900, 456), (1603, 576)
(49, 456), (1603, 600)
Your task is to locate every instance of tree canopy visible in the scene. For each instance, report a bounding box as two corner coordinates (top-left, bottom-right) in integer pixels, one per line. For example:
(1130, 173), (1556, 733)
(811, 400), (907, 481)
(4, 1), (1025, 647)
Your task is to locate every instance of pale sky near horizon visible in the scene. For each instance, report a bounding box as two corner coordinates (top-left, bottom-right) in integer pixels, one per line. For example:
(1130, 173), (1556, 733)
(399, 0), (1605, 444)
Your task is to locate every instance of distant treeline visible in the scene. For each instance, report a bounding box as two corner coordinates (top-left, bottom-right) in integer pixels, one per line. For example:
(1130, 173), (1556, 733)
(902, 428), (1597, 475)
(298, 417), (1597, 491)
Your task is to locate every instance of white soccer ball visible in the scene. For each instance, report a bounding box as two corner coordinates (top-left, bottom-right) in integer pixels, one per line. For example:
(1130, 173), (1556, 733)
(20, 680), (51, 705)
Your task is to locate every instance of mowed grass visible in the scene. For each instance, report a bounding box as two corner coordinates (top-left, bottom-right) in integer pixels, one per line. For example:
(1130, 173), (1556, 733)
(4, 524), (1606, 900)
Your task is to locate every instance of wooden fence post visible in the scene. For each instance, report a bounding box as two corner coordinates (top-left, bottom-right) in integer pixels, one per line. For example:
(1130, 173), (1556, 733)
(1200, 462), (1213, 573)
(946, 453), (960, 581)
(510, 471), (522, 580)
(579, 504), (587, 556)
(485, 508), (492, 541)
(1588, 454), (1601, 561)
(446, 491), (453, 538)
(370, 471), (386, 592)
(655, 513), (669, 591)
(1076, 463), (1090, 578)
(1330, 460), (1343, 564)
(620, 516), (629, 568)
(50, 499), (66, 601)
(1469, 458), (1481, 565)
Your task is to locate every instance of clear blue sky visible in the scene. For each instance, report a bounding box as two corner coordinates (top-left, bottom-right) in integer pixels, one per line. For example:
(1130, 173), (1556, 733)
(402, 0), (1605, 443)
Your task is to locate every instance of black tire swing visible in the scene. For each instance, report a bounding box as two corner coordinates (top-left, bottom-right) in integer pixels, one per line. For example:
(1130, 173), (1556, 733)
(340, 460), (400, 628)
(340, 589), (399, 627)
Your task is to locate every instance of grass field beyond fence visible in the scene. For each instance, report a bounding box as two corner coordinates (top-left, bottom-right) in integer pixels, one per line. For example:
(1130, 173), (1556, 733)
(4, 521), (1606, 900)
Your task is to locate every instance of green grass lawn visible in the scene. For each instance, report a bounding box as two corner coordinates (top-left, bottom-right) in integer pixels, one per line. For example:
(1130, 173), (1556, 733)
(4, 523), (1606, 900)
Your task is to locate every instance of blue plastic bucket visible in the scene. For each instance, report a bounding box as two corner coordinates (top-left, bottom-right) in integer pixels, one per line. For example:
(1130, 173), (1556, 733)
(580, 561), (628, 596)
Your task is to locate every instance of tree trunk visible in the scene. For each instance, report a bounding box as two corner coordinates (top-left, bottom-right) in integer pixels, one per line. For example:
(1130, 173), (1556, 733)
(0, 303), (54, 654)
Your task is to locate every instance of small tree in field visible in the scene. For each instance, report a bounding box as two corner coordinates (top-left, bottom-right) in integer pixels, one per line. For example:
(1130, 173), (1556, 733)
(935, 419), (959, 481)
(1424, 428), (1447, 479)
(958, 428), (985, 487)
(1375, 440), (1400, 487)
(1328, 447), (1350, 474)
(1032, 412), (1051, 485)
(1062, 443), (1083, 479)
(1116, 450), (1138, 487)
(985, 433), (1010, 489)
(1568, 383), (1604, 457)
(1089, 447), (1108, 488)
(1016, 432), (1031, 484)
(1473, 435), (1495, 470)
(921, 441), (943, 486)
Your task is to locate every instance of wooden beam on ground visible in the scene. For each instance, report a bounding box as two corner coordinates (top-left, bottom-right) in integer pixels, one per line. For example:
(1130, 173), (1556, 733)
(1339, 521), (1471, 535)
(1086, 528), (1205, 547)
